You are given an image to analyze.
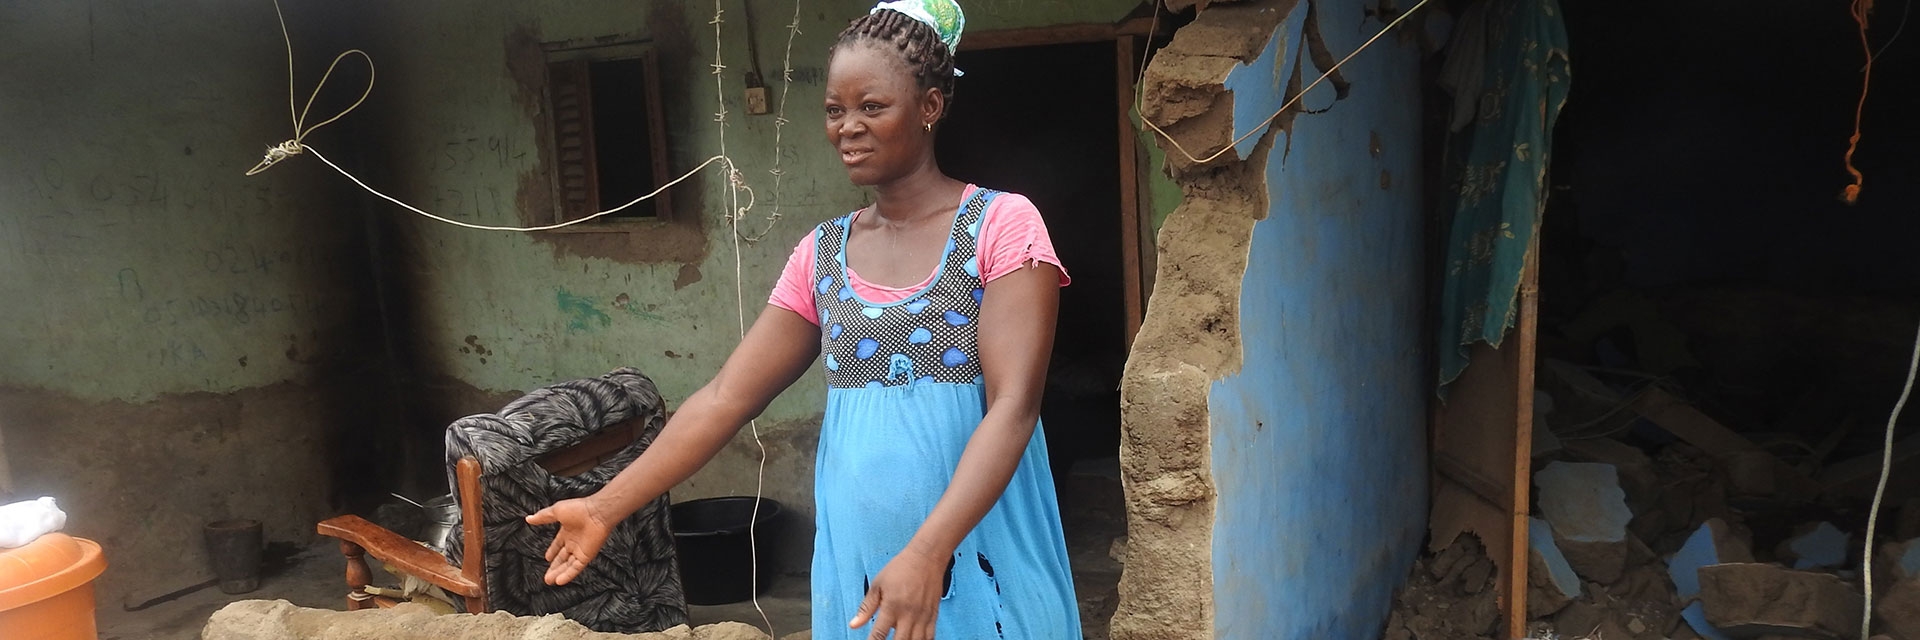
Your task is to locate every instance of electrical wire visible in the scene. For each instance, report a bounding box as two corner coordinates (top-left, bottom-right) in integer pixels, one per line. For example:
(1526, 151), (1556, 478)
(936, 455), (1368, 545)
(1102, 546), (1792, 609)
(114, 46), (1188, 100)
(1860, 318), (1920, 640)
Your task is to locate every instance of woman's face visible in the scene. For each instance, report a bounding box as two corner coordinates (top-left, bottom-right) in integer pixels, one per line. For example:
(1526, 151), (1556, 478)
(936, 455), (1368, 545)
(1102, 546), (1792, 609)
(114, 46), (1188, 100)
(825, 43), (938, 186)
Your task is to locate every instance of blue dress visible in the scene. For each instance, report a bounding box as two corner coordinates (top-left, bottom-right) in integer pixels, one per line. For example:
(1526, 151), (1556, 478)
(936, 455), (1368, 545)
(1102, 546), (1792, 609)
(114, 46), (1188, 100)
(807, 188), (1081, 639)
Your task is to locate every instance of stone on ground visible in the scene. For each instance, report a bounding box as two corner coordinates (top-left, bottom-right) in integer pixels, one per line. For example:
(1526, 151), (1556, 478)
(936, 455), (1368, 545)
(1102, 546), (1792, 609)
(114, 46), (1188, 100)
(1527, 517), (1582, 619)
(1783, 522), (1851, 570)
(1671, 518), (1755, 600)
(1698, 563), (1863, 639)
(1535, 461), (1635, 584)
(1668, 520), (1756, 640)
(1563, 438), (1659, 512)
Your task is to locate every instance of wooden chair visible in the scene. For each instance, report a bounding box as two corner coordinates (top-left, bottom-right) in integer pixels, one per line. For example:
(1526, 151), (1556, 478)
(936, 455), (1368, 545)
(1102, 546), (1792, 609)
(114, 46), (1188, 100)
(315, 417), (646, 613)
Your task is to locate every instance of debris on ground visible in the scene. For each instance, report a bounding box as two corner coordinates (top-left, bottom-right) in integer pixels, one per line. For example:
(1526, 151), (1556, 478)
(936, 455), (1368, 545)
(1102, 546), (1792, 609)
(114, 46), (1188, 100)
(1527, 517), (1582, 619)
(1698, 563), (1863, 638)
(1535, 461), (1634, 584)
(1380, 535), (1501, 640)
(1384, 358), (1920, 639)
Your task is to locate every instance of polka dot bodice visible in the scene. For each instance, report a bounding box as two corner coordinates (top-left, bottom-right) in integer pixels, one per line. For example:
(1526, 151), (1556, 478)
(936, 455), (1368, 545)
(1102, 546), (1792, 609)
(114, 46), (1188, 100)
(812, 189), (999, 389)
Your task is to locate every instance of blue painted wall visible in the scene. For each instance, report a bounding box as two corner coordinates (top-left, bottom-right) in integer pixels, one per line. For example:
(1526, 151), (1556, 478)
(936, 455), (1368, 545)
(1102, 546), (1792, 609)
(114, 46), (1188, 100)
(1207, 1), (1427, 637)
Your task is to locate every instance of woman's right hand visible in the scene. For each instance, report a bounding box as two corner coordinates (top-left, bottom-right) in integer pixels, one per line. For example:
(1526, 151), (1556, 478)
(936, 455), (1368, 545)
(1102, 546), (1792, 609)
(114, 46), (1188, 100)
(525, 496), (616, 585)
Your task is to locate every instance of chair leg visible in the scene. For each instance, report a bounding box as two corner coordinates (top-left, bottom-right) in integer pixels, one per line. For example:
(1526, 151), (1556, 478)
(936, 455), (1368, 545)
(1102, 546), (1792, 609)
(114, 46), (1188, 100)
(340, 539), (374, 611)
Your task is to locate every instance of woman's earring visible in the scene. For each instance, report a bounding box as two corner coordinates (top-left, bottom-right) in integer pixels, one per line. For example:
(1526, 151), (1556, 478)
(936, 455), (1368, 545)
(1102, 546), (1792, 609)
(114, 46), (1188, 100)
(924, 122), (933, 132)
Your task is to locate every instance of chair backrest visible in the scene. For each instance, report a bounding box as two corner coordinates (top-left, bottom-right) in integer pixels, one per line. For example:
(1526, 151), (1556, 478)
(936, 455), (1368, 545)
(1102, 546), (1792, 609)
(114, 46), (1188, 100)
(440, 368), (687, 632)
(532, 417), (643, 477)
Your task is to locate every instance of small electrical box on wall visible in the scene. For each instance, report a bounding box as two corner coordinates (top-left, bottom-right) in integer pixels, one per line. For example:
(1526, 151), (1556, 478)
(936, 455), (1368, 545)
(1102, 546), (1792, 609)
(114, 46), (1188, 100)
(744, 71), (770, 116)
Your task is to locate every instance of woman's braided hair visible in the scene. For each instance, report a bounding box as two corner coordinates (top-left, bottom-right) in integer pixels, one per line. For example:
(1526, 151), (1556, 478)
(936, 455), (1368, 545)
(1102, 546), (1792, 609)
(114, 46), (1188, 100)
(833, 9), (958, 117)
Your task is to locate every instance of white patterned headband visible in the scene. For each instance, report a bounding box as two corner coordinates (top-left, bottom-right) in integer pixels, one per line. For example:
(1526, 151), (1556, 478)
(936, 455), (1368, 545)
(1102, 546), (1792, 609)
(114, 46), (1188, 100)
(871, 0), (967, 76)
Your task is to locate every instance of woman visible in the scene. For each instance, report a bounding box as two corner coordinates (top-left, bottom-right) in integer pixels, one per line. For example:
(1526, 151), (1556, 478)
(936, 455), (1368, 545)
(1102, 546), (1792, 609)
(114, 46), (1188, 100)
(526, 1), (1080, 638)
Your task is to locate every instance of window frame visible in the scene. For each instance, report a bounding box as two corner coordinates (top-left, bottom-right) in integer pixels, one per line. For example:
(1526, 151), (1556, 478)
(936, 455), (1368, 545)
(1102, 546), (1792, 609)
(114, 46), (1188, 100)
(539, 41), (676, 231)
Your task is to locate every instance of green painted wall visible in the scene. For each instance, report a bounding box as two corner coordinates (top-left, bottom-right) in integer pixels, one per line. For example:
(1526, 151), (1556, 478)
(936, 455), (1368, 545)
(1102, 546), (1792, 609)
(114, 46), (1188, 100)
(0, 0), (387, 601)
(353, 0), (1144, 569)
(0, 1), (370, 401)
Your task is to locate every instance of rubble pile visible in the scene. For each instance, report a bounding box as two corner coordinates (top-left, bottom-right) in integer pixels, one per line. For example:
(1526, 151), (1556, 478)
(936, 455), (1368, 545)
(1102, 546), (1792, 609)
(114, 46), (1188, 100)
(1382, 535), (1503, 640)
(1384, 359), (1920, 640)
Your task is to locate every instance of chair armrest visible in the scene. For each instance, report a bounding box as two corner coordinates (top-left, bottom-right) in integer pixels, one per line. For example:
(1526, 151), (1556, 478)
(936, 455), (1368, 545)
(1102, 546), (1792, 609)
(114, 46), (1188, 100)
(316, 515), (482, 598)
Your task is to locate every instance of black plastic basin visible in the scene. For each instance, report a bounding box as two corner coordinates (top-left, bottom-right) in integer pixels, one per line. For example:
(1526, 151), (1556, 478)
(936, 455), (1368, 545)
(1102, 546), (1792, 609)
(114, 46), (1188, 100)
(669, 497), (784, 605)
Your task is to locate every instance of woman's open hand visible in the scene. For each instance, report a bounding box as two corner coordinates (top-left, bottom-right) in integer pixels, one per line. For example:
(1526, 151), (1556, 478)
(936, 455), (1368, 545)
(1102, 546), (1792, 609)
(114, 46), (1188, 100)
(525, 497), (616, 586)
(849, 548), (947, 640)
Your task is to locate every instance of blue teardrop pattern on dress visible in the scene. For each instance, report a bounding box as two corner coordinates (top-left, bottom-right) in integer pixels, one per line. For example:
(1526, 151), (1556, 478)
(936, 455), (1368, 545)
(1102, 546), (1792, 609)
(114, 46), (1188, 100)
(963, 256), (980, 278)
(944, 310), (970, 326)
(908, 327), (934, 344)
(821, 308), (831, 324)
(942, 347), (969, 368)
(856, 338), (880, 360)
(887, 353), (913, 381)
(838, 286), (856, 302)
(830, 324), (844, 340)
(916, 375), (936, 386)
(905, 298), (932, 315)
(816, 275), (834, 295)
(972, 288), (984, 304)
(825, 353), (840, 371)
(862, 307), (886, 319)
(968, 217), (981, 237)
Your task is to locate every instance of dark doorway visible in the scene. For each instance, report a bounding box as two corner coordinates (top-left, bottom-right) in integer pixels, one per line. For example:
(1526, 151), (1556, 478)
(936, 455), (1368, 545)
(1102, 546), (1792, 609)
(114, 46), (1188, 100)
(937, 41), (1128, 490)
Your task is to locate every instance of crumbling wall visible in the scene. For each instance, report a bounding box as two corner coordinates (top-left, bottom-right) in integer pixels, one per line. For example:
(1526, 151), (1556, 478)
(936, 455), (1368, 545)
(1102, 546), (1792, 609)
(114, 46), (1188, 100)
(1117, 0), (1426, 637)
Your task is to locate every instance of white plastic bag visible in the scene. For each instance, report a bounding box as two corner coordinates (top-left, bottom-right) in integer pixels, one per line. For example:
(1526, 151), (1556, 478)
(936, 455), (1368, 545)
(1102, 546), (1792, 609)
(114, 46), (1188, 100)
(0, 497), (68, 548)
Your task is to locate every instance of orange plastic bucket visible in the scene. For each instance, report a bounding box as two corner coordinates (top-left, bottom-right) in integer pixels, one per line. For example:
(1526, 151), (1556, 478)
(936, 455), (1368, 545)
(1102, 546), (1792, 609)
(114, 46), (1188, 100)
(0, 533), (107, 640)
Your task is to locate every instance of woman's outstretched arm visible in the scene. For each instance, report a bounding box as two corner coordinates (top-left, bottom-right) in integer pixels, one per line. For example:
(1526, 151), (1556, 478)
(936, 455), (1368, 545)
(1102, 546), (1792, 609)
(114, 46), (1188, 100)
(528, 305), (820, 585)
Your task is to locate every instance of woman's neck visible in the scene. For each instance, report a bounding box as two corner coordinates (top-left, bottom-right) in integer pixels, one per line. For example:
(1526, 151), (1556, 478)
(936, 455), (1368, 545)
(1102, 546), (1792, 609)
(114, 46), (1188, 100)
(870, 157), (961, 225)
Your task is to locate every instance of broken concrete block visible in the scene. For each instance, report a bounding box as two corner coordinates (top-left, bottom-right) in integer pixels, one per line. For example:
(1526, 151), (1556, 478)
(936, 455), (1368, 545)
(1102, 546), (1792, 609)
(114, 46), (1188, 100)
(1783, 522), (1852, 570)
(1698, 563), (1863, 638)
(1878, 579), (1920, 640)
(1527, 517), (1582, 619)
(1535, 461), (1634, 584)
(1563, 437), (1660, 513)
(1671, 519), (1756, 600)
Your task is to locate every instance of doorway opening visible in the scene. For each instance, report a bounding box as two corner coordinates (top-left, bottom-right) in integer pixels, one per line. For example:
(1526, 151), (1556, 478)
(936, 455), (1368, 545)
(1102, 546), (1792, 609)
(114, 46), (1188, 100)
(937, 37), (1133, 638)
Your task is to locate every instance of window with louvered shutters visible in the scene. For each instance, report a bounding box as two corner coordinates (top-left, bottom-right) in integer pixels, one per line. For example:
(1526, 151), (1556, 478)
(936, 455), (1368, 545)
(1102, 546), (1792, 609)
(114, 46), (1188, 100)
(548, 59), (602, 222)
(543, 45), (672, 225)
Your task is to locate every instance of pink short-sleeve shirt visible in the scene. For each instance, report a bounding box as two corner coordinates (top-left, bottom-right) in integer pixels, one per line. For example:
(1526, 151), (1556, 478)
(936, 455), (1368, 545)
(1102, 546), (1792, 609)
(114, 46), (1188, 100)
(769, 186), (1068, 324)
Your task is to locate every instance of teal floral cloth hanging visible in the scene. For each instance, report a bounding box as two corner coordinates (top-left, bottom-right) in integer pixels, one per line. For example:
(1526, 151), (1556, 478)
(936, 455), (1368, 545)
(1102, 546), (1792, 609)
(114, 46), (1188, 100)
(1436, 0), (1571, 392)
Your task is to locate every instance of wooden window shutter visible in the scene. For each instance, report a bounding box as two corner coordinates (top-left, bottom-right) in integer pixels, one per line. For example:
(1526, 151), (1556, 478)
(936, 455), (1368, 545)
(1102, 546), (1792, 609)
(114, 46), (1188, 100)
(547, 59), (600, 222)
(642, 49), (673, 219)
